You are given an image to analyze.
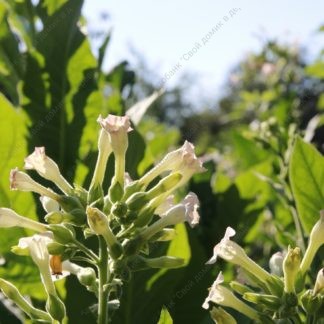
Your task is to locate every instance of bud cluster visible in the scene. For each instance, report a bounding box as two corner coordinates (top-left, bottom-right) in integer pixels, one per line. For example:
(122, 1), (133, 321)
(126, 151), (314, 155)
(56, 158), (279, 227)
(203, 213), (324, 323)
(0, 113), (204, 323)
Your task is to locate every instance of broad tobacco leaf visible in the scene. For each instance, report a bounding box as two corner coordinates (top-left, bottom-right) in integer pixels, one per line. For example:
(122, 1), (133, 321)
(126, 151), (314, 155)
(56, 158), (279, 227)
(289, 137), (324, 233)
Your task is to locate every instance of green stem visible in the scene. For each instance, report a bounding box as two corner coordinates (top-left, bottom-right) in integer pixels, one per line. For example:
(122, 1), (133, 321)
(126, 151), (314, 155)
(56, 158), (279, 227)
(73, 240), (99, 263)
(98, 236), (109, 324)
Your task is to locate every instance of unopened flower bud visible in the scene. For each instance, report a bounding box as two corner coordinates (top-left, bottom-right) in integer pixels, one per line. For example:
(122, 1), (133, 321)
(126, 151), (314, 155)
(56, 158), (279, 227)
(243, 292), (281, 311)
(269, 251), (284, 276)
(145, 172), (182, 200)
(301, 290), (322, 314)
(86, 206), (122, 259)
(314, 268), (324, 295)
(210, 307), (237, 324)
(40, 196), (60, 213)
(0, 278), (51, 321)
(229, 281), (253, 296)
(300, 211), (324, 275)
(87, 184), (104, 205)
(111, 202), (128, 218)
(46, 293), (66, 322)
(283, 246), (301, 293)
(47, 242), (66, 255)
(57, 196), (83, 213)
(109, 181), (124, 203)
(126, 192), (148, 211)
(45, 211), (65, 224)
(48, 224), (75, 244)
(77, 267), (97, 287)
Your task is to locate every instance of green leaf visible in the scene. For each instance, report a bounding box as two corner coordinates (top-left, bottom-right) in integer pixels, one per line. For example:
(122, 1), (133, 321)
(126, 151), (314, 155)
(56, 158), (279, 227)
(289, 137), (324, 233)
(0, 94), (46, 300)
(157, 307), (173, 324)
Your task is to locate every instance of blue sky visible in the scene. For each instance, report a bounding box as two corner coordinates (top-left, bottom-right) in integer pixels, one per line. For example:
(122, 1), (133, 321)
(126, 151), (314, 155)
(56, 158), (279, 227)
(83, 1), (323, 100)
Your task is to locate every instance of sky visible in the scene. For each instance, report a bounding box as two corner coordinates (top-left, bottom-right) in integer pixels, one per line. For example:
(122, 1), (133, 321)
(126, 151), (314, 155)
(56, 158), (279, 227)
(83, 1), (324, 102)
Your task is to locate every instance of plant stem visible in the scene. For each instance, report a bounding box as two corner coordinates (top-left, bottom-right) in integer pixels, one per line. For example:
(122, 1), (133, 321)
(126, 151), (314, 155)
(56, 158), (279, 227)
(98, 236), (109, 324)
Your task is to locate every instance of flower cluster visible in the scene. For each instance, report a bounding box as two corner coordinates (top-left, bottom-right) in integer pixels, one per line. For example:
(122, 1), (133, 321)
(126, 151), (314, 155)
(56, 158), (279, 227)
(203, 214), (324, 323)
(0, 114), (204, 323)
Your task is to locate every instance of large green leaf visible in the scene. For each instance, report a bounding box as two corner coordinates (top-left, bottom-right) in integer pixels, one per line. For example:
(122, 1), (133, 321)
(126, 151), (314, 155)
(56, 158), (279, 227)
(289, 137), (324, 233)
(0, 94), (46, 302)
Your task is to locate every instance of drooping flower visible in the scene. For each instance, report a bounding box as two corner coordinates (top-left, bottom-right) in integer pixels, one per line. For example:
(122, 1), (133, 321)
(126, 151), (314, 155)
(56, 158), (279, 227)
(24, 147), (73, 195)
(17, 233), (56, 295)
(0, 208), (46, 232)
(300, 211), (324, 275)
(202, 272), (259, 321)
(10, 168), (60, 201)
(206, 227), (272, 283)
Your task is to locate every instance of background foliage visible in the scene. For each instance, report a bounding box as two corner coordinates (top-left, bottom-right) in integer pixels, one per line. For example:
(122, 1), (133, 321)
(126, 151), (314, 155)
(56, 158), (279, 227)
(0, 0), (323, 323)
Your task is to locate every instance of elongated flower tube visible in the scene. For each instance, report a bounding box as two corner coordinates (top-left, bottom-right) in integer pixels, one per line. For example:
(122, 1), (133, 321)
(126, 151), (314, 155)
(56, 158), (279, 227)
(210, 307), (237, 324)
(138, 141), (205, 188)
(18, 233), (56, 295)
(140, 192), (200, 240)
(10, 168), (60, 201)
(24, 147), (73, 195)
(0, 278), (52, 322)
(98, 114), (132, 188)
(300, 212), (324, 275)
(17, 233), (66, 321)
(90, 128), (113, 188)
(283, 246), (301, 293)
(0, 208), (46, 232)
(202, 272), (260, 321)
(86, 206), (122, 259)
(206, 227), (272, 283)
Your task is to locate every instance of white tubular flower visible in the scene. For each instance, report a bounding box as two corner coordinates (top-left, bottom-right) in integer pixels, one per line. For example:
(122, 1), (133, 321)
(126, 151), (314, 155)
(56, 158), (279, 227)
(141, 192), (200, 240)
(202, 272), (259, 321)
(300, 211), (324, 275)
(10, 168), (60, 201)
(155, 195), (175, 216)
(0, 208), (46, 232)
(40, 196), (60, 213)
(98, 114), (132, 187)
(24, 147), (73, 195)
(18, 233), (56, 296)
(90, 128), (112, 187)
(139, 141), (205, 188)
(206, 227), (272, 283)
